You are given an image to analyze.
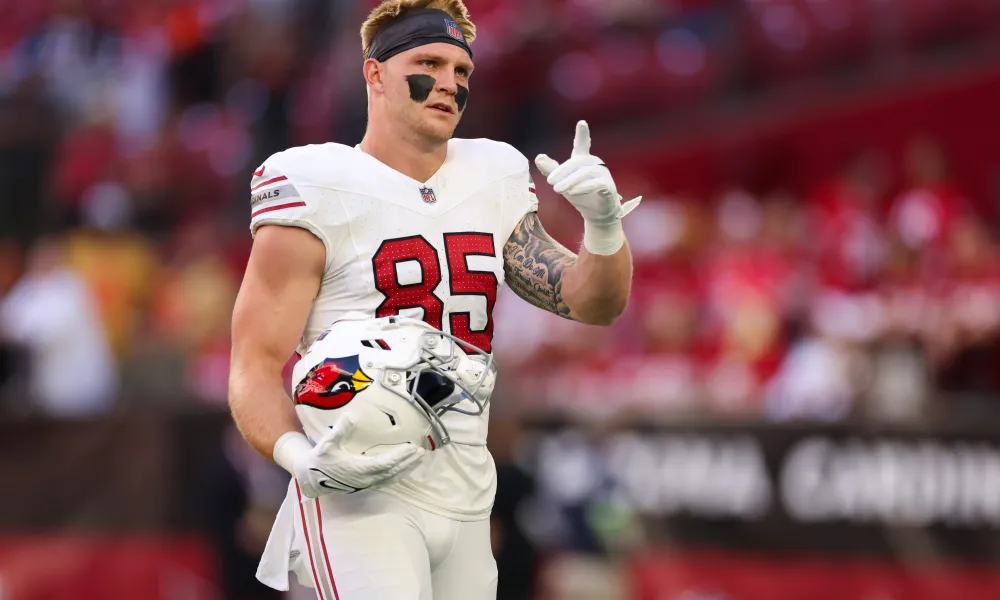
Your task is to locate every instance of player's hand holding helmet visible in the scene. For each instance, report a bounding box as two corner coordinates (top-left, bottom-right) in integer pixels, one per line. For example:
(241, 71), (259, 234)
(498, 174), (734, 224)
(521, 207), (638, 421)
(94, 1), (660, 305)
(535, 120), (642, 256)
(288, 314), (497, 497)
(290, 414), (426, 497)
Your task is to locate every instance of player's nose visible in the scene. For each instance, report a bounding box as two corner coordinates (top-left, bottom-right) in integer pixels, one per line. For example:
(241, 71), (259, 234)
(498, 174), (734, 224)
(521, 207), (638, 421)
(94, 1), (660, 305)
(435, 70), (459, 95)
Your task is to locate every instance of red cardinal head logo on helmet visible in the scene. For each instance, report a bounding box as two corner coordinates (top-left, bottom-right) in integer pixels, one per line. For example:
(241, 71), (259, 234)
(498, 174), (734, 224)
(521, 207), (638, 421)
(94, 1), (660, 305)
(294, 356), (373, 410)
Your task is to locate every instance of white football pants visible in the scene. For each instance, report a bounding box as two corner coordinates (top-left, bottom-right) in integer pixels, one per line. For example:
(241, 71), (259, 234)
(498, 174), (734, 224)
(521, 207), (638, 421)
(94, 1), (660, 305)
(288, 485), (497, 600)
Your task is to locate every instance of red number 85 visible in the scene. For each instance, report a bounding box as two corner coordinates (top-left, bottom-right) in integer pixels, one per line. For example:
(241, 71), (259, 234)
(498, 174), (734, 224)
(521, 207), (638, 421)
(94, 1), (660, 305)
(371, 233), (498, 352)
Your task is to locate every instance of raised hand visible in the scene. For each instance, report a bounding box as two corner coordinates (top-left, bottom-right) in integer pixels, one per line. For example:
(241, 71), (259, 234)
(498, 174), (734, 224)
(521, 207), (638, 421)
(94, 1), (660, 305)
(535, 121), (641, 254)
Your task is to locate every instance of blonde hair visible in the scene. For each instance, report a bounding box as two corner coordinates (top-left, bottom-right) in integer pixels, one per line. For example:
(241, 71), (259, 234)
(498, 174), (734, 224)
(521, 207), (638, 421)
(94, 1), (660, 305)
(361, 0), (476, 60)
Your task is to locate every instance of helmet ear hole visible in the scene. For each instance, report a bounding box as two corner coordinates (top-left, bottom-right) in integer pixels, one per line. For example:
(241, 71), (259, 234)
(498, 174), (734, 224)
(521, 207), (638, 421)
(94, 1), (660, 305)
(408, 371), (456, 407)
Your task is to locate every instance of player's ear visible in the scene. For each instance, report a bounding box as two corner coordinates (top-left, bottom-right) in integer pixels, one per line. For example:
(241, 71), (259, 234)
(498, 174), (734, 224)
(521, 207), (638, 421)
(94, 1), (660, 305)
(363, 59), (385, 93)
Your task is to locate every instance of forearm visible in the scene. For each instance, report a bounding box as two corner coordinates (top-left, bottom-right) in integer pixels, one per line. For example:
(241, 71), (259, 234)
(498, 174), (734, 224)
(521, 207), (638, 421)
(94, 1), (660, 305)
(525, 119), (642, 324)
(503, 213), (632, 326)
(562, 238), (632, 325)
(228, 370), (303, 462)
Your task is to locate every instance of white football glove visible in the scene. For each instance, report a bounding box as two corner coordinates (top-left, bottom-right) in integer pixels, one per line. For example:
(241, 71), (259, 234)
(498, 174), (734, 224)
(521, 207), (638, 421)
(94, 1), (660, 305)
(274, 416), (426, 499)
(535, 120), (641, 255)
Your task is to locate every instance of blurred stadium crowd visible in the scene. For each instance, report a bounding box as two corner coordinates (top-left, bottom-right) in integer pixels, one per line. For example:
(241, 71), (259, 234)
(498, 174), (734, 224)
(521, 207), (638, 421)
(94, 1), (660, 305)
(497, 135), (1000, 425)
(1, 0), (999, 425)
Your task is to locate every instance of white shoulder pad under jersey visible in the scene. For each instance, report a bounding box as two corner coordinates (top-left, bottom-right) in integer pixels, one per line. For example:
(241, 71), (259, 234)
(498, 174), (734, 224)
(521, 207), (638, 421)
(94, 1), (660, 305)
(447, 138), (539, 240)
(248, 143), (363, 270)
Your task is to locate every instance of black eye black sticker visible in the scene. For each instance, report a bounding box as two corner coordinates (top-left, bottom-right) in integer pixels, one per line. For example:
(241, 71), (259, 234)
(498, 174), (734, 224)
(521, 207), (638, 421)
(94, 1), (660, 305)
(406, 74), (435, 102)
(406, 74), (469, 112)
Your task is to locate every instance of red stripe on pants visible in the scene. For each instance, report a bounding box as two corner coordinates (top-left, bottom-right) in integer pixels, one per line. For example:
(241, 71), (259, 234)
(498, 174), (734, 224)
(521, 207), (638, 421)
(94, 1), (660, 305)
(295, 483), (326, 600)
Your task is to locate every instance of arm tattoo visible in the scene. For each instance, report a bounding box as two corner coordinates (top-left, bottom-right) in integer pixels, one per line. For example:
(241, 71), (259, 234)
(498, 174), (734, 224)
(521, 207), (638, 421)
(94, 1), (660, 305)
(503, 212), (578, 319)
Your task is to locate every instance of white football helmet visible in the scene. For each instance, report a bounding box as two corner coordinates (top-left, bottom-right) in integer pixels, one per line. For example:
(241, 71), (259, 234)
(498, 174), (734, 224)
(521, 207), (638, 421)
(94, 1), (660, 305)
(291, 314), (496, 454)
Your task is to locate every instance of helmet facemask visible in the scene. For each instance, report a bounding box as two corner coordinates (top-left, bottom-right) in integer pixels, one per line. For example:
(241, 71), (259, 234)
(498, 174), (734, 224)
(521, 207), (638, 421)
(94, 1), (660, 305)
(379, 327), (496, 447)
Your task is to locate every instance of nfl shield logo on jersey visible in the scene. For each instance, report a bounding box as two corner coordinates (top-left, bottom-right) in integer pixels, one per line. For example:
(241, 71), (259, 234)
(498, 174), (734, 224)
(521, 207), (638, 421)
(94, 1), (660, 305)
(419, 186), (437, 204)
(445, 19), (463, 42)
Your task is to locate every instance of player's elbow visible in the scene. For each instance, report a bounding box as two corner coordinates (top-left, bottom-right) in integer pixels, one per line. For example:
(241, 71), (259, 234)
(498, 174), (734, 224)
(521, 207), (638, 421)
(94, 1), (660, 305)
(583, 301), (626, 326)
(572, 292), (628, 326)
(599, 304), (627, 326)
(564, 273), (631, 326)
(227, 359), (255, 414)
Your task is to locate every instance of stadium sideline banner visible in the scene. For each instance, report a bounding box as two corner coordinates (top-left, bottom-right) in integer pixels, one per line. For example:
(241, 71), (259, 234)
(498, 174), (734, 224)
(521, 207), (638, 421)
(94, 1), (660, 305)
(3, 413), (1000, 565)
(521, 419), (1000, 560)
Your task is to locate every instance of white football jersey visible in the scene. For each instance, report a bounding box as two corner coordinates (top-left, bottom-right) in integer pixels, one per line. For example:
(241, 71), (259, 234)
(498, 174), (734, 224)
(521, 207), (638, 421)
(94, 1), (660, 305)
(249, 138), (538, 520)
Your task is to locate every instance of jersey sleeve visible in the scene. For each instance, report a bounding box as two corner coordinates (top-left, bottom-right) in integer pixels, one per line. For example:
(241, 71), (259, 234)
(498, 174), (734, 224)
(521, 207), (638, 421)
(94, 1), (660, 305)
(248, 154), (336, 270)
(501, 158), (540, 243)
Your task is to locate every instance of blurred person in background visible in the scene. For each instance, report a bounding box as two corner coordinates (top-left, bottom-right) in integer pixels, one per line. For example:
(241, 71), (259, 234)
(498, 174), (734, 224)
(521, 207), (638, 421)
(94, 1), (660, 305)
(864, 233), (936, 423)
(228, 0), (639, 598)
(0, 238), (26, 406)
(611, 196), (707, 417)
(150, 221), (239, 406)
(930, 216), (1000, 422)
(763, 327), (859, 422)
(0, 76), (60, 248)
(888, 136), (969, 258)
(700, 189), (797, 415)
(486, 419), (538, 600)
(0, 236), (116, 417)
(61, 181), (160, 359)
(807, 149), (890, 294)
(200, 425), (290, 600)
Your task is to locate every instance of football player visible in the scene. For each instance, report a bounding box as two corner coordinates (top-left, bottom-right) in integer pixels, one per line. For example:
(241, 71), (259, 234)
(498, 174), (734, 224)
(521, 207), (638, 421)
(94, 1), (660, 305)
(229, 1), (641, 598)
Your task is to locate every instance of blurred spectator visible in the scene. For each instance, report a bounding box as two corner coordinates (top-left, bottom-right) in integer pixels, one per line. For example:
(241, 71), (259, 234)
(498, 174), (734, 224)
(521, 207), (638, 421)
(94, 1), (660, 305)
(700, 189), (798, 414)
(0, 237), (116, 416)
(936, 218), (1000, 362)
(933, 217), (1000, 421)
(489, 419), (539, 600)
(0, 76), (60, 247)
(888, 136), (969, 256)
(865, 341), (931, 424)
(49, 110), (118, 217)
(0, 239), (26, 401)
(763, 334), (856, 422)
(807, 149), (889, 292)
(62, 196), (161, 359)
(200, 425), (287, 600)
(0, 240), (24, 298)
(149, 221), (239, 406)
